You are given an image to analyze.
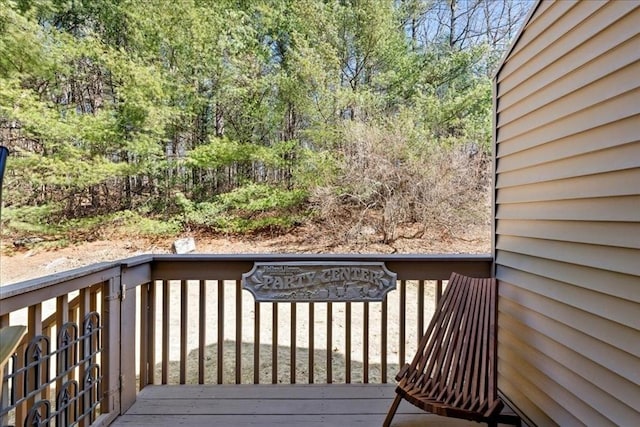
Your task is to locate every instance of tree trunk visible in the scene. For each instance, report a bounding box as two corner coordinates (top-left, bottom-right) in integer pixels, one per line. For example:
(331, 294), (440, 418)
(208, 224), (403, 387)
(215, 103), (224, 137)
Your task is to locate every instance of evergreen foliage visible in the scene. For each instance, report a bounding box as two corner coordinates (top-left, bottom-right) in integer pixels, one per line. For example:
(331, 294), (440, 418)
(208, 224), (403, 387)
(0, 0), (530, 242)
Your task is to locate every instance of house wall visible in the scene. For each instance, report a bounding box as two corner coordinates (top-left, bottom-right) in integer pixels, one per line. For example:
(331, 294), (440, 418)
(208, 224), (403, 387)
(493, 1), (640, 425)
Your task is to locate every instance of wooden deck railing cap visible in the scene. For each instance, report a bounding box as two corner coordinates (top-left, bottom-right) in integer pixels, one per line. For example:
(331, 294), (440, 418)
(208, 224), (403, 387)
(119, 254), (155, 268)
(0, 261), (118, 299)
(150, 253), (493, 262)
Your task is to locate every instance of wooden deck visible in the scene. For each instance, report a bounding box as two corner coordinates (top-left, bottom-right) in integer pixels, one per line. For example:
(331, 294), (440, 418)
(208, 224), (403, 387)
(111, 384), (517, 426)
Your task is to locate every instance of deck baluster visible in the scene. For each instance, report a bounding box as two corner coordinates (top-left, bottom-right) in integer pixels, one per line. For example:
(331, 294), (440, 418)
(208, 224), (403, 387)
(253, 301), (260, 384)
(161, 280), (170, 384)
(308, 303), (315, 384)
(345, 302), (351, 383)
(271, 302), (278, 384)
(180, 280), (188, 385)
(290, 302), (296, 384)
(198, 280), (206, 384)
(217, 280), (224, 385)
(235, 280), (242, 385)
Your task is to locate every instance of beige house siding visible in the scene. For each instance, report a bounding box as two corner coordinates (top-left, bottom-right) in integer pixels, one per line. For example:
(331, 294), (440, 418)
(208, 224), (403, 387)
(493, 1), (640, 426)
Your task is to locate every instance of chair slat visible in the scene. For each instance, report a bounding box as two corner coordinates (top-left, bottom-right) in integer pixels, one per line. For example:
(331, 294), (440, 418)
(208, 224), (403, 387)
(488, 276), (499, 403)
(479, 278), (491, 404)
(442, 276), (476, 394)
(417, 275), (467, 395)
(469, 278), (487, 405)
(453, 277), (481, 402)
(429, 282), (470, 398)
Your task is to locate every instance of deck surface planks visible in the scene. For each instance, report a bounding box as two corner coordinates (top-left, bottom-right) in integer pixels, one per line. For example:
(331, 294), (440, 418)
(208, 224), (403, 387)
(111, 384), (515, 426)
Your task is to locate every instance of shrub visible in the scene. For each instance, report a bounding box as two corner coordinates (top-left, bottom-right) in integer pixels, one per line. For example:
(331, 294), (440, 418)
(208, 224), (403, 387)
(112, 210), (182, 237)
(311, 120), (490, 244)
(2, 204), (63, 235)
(179, 184), (308, 233)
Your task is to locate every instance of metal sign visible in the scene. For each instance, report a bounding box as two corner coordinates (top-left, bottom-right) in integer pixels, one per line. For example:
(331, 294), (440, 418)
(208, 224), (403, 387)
(242, 262), (397, 302)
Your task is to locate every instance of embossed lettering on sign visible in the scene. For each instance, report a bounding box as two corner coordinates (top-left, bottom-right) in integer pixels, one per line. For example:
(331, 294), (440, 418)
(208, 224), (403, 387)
(242, 262), (397, 302)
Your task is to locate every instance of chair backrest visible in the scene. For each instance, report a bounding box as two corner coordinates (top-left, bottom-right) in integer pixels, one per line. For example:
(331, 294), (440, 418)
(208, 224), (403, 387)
(406, 272), (498, 413)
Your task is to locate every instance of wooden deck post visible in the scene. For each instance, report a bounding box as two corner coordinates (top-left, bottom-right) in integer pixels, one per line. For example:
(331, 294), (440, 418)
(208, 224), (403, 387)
(119, 261), (152, 412)
(102, 278), (122, 423)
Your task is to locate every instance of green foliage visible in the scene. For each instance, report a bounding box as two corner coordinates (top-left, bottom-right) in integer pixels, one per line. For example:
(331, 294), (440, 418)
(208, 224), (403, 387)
(112, 210), (182, 237)
(2, 205), (180, 245)
(292, 148), (339, 189)
(0, 0), (46, 78)
(11, 150), (121, 188)
(178, 184), (307, 233)
(3, 204), (108, 245)
(0, 0), (527, 239)
(217, 184), (306, 212)
(187, 137), (290, 169)
(2, 204), (63, 235)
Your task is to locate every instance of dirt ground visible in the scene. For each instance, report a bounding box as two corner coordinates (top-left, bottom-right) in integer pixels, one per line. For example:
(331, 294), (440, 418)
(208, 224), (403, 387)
(0, 223), (490, 285)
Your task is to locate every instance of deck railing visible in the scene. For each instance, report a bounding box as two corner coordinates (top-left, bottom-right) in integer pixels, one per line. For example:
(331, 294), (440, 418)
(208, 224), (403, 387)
(1, 254), (492, 426)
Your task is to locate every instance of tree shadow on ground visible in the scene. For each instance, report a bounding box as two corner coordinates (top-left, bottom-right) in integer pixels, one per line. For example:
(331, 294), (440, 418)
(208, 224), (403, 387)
(152, 340), (401, 385)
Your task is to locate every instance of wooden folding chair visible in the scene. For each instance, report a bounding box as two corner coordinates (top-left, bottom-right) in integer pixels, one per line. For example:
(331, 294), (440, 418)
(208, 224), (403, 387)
(384, 273), (519, 426)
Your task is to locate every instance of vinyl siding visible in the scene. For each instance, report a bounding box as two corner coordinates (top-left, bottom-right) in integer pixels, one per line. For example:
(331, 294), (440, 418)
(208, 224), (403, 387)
(493, 1), (640, 426)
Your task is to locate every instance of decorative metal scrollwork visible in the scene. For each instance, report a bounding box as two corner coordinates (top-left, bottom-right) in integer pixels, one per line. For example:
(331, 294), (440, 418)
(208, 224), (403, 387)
(24, 335), (50, 395)
(0, 311), (103, 426)
(83, 312), (101, 362)
(56, 380), (78, 425)
(24, 400), (50, 427)
(57, 322), (78, 373)
(82, 364), (101, 424)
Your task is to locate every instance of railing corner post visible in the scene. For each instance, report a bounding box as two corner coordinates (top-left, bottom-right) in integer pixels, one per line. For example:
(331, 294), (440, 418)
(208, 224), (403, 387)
(102, 277), (122, 418)
(119, 279), (138, 413)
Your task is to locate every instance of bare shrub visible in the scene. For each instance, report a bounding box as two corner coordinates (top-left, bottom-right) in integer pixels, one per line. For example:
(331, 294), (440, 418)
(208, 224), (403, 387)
(311, 120), (490, 244)
(412, 144), (490, 239)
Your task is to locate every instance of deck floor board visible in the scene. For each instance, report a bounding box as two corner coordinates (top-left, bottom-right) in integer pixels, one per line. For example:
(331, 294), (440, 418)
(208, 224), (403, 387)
(111, 384), (510, 426)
